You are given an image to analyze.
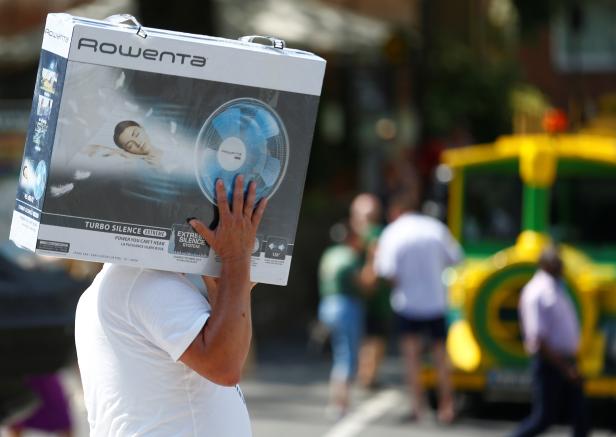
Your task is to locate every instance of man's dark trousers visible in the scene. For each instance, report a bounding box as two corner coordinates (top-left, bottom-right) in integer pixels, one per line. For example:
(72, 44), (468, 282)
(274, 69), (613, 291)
(512, 355), (589, 437)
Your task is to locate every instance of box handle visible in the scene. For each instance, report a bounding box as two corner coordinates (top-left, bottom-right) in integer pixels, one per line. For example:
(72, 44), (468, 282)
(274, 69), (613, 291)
(105, 14), (148, 39)
(239, 35), (285, 50)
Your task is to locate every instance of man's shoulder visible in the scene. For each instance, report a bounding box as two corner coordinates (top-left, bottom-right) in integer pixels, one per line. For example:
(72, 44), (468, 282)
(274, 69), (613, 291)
(125, 268), (204, 324)
(382, 215), (409, 234)
(412, 214), (448, 232)
(382, 213), (442, 238)
(378, 222), (398, 246)
(136, 267), (185, 281)
(99, 265), (192, 296)
(520, 271), (554, 303)
(131, 268), (195, 293)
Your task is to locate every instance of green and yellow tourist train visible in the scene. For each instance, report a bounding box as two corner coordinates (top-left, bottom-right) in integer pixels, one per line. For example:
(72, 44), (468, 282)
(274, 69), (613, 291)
(436, 127), (616, 399)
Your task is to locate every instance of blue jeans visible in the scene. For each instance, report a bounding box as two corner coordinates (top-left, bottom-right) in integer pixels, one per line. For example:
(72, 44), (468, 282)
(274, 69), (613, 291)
(318, 294), (363, 382)
(512, 356), (589, 437)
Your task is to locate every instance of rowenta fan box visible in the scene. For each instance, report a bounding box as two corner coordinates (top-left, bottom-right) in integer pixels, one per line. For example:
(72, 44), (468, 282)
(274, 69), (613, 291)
(10, 13), (326, 286)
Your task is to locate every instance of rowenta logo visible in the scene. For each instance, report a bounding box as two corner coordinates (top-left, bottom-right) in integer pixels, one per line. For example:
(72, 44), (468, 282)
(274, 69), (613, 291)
(45, 28), (70, 43)
(77, 38), (207, 67)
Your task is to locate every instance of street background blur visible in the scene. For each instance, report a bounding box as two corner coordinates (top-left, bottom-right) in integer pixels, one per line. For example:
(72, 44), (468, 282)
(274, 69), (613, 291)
(1, 0), (616, 436)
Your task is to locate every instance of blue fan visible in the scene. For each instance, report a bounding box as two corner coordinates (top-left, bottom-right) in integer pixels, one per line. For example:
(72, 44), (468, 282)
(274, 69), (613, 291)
(195, 98), (289, 205)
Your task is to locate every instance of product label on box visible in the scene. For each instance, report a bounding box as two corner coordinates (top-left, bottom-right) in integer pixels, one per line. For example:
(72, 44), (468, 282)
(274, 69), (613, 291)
(70, 24), (325, 96)
(11, 49), (68, 251)
(37, 222), (294, 285)
(42, 14), (74, 58)
(169, 223), (210, 257)
(9, 210), (40, 252)
(40, 213), (170, 238)
(37, 239), (70, 253)
(17, 50), (67, 210)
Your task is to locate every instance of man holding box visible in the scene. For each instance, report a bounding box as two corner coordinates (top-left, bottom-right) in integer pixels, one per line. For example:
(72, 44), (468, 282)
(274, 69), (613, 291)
(75, 175), (267, 436)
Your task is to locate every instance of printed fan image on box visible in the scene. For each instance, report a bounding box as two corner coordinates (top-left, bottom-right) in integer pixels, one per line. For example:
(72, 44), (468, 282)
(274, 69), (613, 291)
(195, 98), (289, 204)
(9, 14), (326, 286)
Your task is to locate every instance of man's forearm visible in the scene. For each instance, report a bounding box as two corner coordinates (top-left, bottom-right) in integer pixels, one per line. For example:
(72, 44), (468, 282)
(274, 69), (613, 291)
(180, 264), (254, 386)
(201, 259), (252, 383)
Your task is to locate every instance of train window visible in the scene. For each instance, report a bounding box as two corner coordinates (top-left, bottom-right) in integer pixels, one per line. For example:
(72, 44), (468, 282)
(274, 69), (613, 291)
(462, 168), (522, 248)
(551, 174), (616, 247)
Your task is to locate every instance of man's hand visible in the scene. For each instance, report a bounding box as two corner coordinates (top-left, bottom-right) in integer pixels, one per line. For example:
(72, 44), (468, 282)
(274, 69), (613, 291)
(189, 176), (267, 265)
(562, 363), (582, 386)
(538, 340), (583, 386)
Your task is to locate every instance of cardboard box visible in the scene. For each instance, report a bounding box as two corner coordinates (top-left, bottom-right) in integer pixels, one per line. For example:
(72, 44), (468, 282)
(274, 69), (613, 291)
(9, 13), (326, 286)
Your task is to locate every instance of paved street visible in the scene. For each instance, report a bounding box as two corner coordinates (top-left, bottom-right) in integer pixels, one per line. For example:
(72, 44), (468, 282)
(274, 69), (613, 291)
(243, 345), (614, 437)
(4, 344), (614, 437)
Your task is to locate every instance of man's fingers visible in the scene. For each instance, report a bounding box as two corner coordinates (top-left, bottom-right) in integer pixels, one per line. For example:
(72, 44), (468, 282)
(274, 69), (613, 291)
(251, 196), (268, 227)
(215, 179), (231, 220)
(244, 181), (257, 218)
(189, 219), (215, 247)
(232, 175), (244, 217)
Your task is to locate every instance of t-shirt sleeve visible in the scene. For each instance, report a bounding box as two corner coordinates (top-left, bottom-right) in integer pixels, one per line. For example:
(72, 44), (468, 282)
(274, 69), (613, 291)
(128, 271), (211, 361)
(440, 224), (463, 266)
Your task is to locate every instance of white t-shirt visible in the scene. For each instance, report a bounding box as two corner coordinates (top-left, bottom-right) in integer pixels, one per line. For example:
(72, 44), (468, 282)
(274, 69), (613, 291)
(75, 264), (251, 437)
(374, 213), (463, 319)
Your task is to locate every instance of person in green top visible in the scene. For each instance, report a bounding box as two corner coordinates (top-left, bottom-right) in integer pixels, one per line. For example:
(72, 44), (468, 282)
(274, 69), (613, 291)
(350, 193), (391, 390)
(318, 222), (365, 419)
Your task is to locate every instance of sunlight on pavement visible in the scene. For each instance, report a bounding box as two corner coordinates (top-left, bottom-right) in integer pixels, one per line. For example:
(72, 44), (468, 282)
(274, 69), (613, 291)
(322, 389), (403, 437)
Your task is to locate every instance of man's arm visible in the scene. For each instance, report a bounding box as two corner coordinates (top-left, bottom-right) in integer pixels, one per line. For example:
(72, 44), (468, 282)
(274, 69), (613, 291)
(179, 176), (267, 386)
(371, 237), (397, 289)
(358, 241), (379, 293)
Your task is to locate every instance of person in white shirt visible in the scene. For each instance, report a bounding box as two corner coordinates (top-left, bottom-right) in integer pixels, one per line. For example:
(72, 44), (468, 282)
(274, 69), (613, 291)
(75, 175), (267, 437)
(374, 189), (462, 423)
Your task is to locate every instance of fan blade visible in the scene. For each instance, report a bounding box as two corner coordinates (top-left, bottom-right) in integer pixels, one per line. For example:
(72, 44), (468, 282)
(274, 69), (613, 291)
(241, 117), (268, 171)
(254, 109), (280, 138)
(241, 117), (267, 151)
(212, 107), (241, 138)
(261, 156), (281, 187)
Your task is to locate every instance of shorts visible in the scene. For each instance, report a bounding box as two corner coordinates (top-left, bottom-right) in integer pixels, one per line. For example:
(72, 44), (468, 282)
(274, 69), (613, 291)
(396, 314), (447, 341)
(365, 313), (389, 337)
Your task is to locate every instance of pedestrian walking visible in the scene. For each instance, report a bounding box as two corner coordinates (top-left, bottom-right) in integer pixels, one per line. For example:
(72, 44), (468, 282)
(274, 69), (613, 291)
(374, 189), (462, 423)
(350, 193), (391, 390)
(318, 222), (365, 419)
(512, 245), (589, 437)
